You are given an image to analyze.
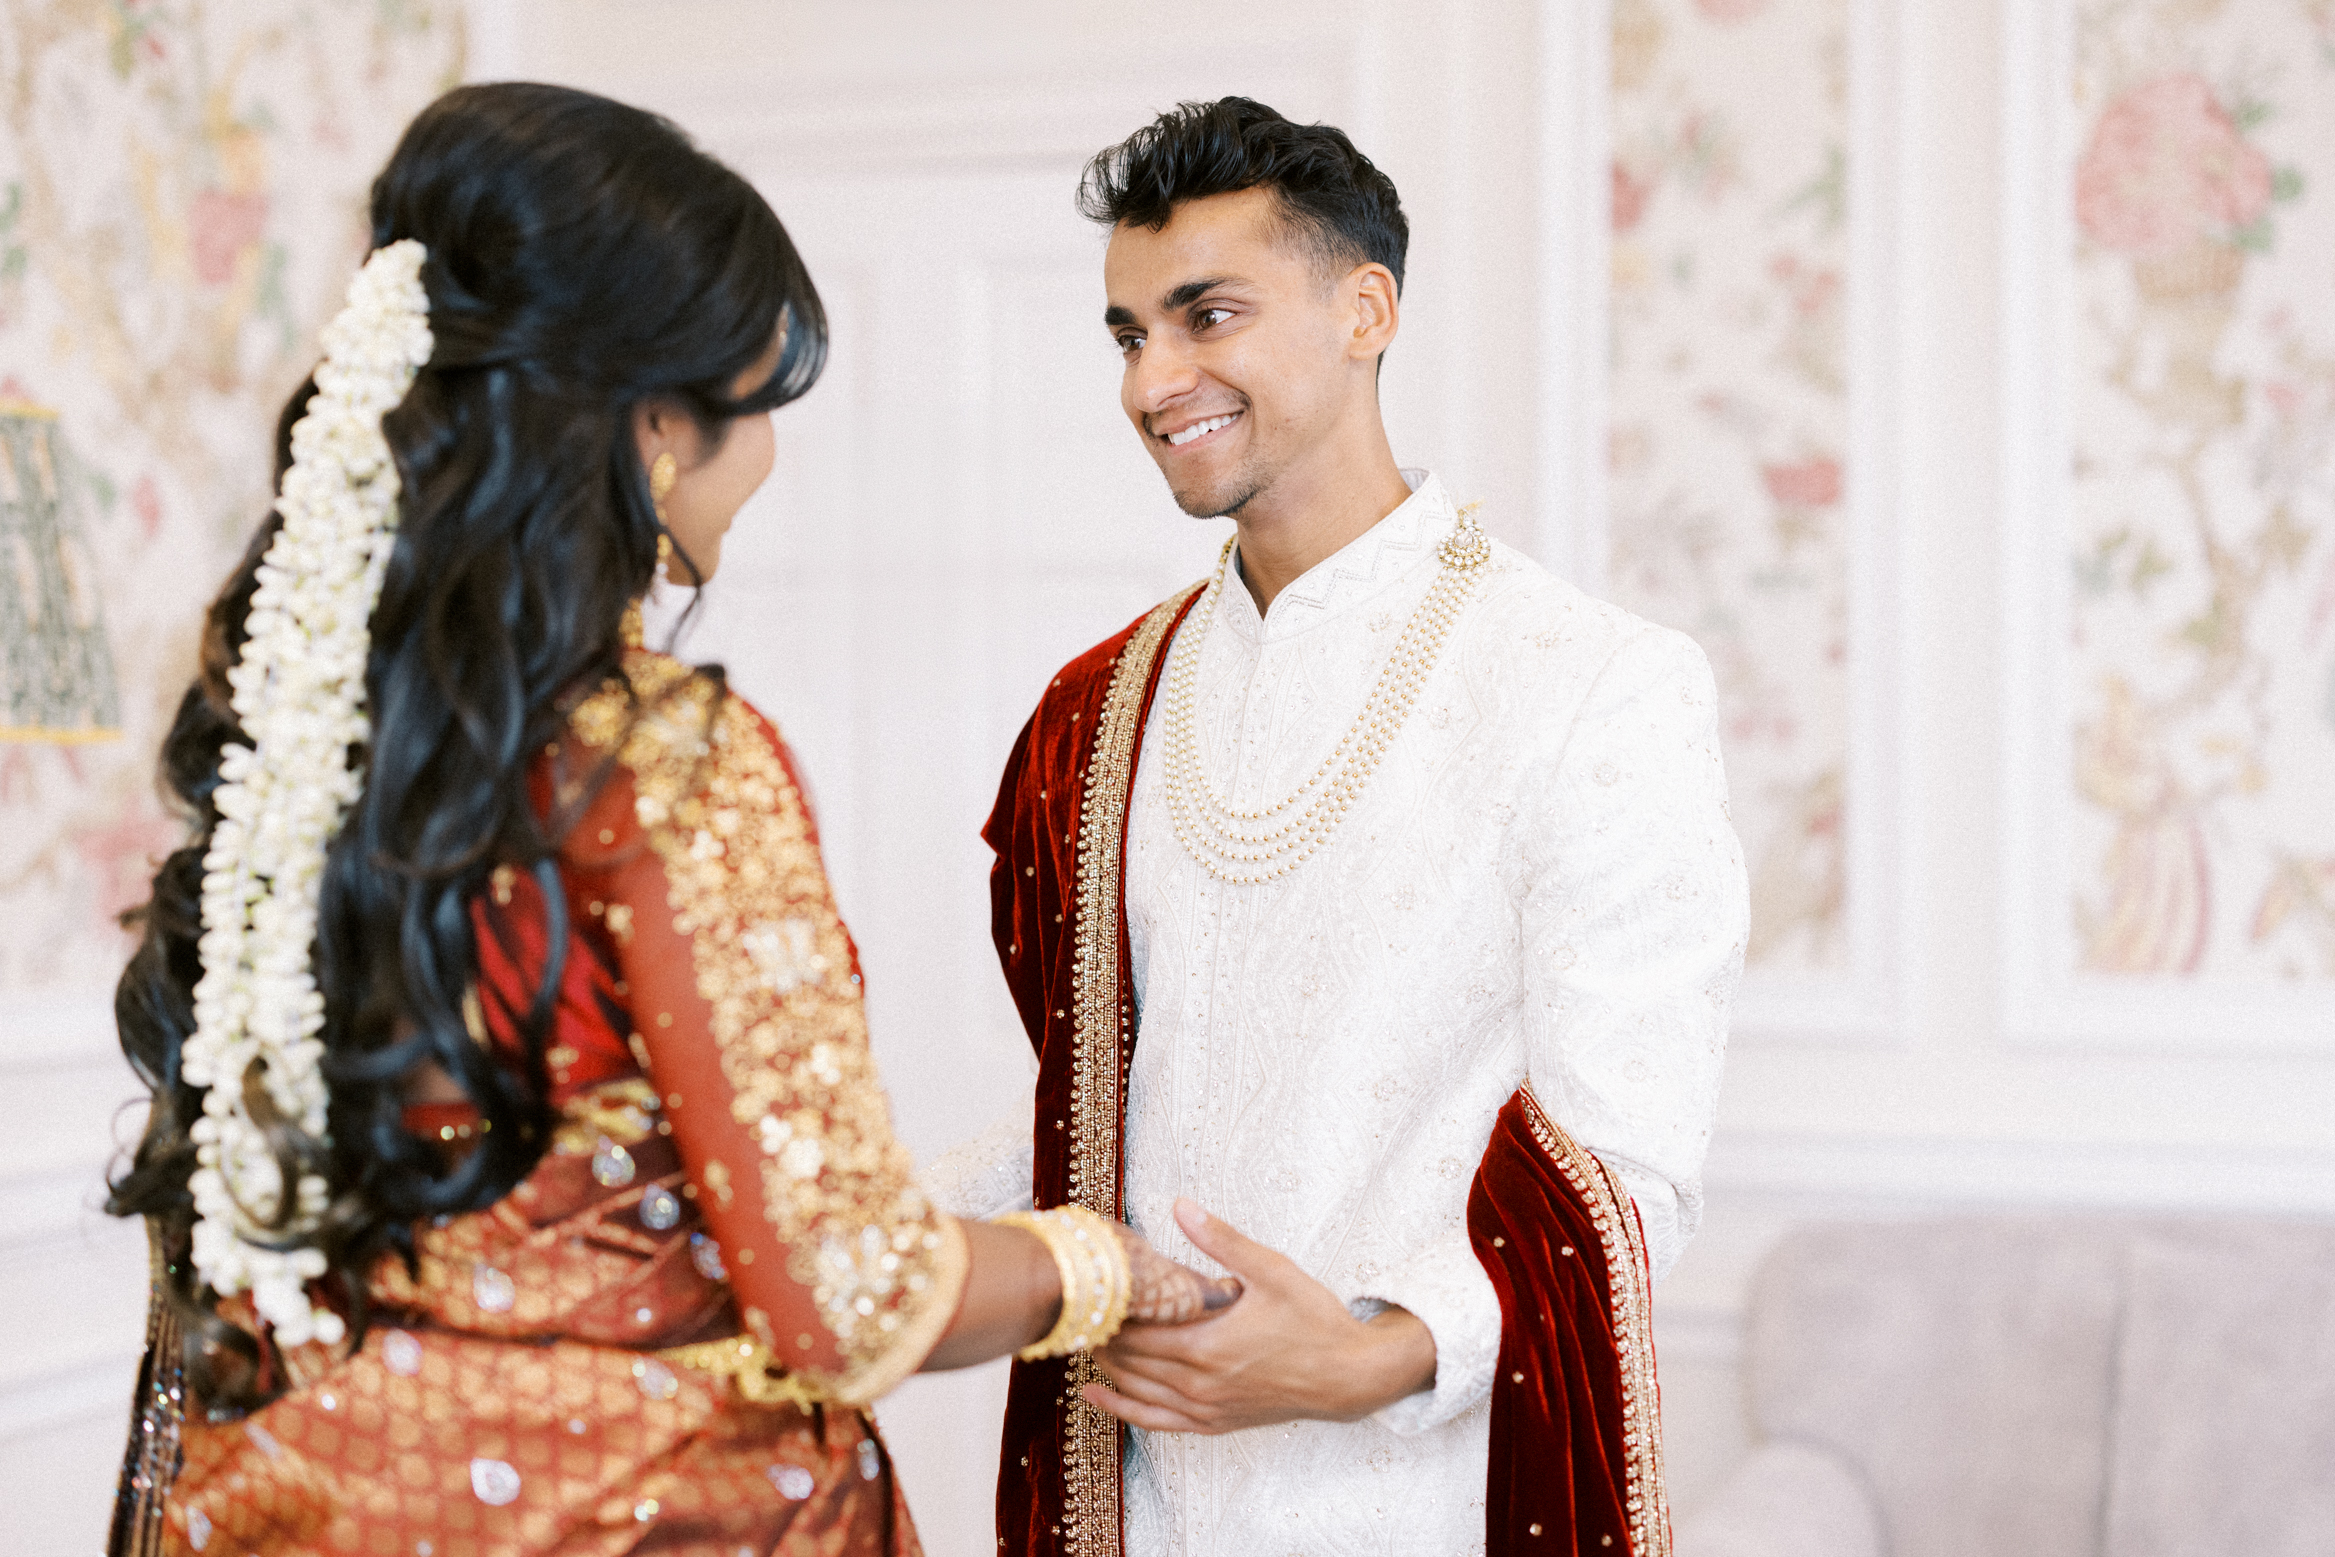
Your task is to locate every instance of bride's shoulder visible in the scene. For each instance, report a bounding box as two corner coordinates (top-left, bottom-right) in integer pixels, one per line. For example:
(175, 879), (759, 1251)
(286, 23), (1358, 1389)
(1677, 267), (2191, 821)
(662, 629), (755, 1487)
(568, 648), (785, 772)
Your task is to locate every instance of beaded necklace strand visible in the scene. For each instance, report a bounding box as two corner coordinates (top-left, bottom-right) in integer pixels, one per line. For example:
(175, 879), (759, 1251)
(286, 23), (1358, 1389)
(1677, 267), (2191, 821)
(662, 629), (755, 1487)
(1160, 504), (1490, 884)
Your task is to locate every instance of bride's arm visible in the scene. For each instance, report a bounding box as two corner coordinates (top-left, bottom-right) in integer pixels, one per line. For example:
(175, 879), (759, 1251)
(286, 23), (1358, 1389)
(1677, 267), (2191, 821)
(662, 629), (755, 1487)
(567, 664), (1211, 1399)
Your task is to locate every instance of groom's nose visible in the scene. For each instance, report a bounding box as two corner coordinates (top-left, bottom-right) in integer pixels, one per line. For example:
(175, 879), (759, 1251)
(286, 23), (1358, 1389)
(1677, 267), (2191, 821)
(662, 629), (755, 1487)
(1128, 336), (1202, 419)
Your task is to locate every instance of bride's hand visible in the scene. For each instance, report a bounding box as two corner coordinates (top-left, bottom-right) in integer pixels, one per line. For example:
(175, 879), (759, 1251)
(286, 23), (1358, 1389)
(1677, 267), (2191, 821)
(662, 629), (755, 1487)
(1116, 1224), (1242, 1325)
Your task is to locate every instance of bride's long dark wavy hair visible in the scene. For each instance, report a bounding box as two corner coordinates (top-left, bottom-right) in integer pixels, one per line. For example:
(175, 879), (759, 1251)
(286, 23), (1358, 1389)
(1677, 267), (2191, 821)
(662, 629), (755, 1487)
(105, 82), (826, 1408)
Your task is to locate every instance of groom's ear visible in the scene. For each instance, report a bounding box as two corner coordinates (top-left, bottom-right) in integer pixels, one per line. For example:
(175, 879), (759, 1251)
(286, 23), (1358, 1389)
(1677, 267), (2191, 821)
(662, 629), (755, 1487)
(1342, 261), (1400, 367)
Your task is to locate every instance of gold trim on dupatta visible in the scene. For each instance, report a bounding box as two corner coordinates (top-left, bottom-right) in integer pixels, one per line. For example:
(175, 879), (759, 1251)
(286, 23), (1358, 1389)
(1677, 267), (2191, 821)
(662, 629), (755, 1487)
(107, 1221), (186, 1557)
(1059, 583), (1201, 1557)
(1517, 1087), (1672, 1557)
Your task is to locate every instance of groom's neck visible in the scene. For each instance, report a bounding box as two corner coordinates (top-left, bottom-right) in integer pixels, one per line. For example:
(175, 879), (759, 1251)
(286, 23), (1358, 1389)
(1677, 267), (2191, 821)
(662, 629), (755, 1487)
(1228, 415), (1411, 615)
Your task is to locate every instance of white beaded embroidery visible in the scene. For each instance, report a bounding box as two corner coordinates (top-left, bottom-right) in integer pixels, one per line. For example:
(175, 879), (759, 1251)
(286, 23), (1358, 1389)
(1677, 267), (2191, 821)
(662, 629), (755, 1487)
(471, 1263), (515, 1314)
(381, 1329), (423, 1376)
(592, 1136), (637, 1188)
(469, 1457), (521, 1506)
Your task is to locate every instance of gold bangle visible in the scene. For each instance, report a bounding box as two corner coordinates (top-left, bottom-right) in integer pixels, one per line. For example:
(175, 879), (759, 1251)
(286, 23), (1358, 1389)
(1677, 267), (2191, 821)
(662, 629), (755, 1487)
(997, 1205), (1133, 1361)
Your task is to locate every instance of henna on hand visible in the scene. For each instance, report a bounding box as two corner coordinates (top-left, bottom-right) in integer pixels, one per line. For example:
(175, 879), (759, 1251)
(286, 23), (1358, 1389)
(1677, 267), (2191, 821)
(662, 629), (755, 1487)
(1115, 1223), (1242, 1325)
(1084, 1199), (1438, 1433)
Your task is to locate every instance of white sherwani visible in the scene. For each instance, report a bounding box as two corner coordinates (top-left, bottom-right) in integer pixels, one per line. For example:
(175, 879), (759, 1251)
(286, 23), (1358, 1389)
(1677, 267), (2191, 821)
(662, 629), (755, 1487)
(933, 471), (1747, 1556)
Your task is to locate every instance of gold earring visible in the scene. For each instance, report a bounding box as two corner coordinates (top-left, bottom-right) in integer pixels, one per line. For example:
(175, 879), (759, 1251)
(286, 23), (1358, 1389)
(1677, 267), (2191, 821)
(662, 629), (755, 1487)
(628, 452), (682, 648)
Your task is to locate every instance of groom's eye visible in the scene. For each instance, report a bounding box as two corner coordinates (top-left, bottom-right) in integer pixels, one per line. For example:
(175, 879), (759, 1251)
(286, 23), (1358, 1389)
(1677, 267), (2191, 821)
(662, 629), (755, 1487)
(1192, 307), (1233, 331)
(1115, 332), (1145, 356)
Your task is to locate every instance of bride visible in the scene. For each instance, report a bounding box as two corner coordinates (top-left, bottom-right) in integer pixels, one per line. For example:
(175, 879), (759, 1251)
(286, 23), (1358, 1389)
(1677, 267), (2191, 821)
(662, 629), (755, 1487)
(105, 81), (1226, 1556)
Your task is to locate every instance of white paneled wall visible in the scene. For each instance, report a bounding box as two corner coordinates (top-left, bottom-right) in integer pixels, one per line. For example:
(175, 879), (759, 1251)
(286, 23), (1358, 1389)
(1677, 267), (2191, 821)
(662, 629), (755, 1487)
(8, 3), (2331, 1554)
(0, 988), (150, 1554)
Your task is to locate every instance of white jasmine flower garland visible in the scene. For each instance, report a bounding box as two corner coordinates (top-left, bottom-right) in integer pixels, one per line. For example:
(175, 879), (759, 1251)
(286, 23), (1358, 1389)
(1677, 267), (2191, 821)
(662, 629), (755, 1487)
(184, 240), (433, 1347)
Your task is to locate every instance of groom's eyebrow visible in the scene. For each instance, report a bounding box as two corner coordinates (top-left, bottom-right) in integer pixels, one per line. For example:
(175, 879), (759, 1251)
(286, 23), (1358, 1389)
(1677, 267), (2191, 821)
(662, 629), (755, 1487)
(1163, 276), (1235, 311)
(1102, 275), (1243, 330)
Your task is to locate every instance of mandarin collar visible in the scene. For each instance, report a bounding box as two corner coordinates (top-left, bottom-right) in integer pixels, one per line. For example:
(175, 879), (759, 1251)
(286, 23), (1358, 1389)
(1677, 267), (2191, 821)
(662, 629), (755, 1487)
(1217, 469), (1454, 646)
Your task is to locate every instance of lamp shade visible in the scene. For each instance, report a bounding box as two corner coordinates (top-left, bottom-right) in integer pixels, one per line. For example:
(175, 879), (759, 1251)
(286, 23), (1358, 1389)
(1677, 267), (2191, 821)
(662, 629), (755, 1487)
(0, 402), (120, 742)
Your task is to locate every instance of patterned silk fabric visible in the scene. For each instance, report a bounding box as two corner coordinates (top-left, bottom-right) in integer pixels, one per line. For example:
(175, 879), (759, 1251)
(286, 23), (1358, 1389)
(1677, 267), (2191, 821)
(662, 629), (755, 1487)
(157, 650), (964, 1555)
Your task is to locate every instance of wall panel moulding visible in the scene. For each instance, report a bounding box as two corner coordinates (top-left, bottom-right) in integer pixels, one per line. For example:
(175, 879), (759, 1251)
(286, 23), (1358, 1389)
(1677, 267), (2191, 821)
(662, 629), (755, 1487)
(1589, 0), (1909, 1047)
(2000, 0), (2335, 1053)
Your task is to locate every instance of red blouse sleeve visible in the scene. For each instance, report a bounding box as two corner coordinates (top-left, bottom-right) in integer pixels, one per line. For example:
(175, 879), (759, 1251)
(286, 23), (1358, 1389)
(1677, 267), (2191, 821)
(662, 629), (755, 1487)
(560, 651), (968, 1404)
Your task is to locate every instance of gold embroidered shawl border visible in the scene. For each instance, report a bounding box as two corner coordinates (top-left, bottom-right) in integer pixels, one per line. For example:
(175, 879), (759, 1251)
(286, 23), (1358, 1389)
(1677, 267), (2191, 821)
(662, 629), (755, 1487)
(573, 652), (967, 1405)
(1517, 1087), (1672, 1557)
(1060, 584), (1202, 1557)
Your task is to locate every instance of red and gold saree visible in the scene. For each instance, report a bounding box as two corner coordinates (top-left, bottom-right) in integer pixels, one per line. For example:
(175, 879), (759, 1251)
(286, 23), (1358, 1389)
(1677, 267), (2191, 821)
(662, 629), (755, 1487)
(115, 652), (968, 1557)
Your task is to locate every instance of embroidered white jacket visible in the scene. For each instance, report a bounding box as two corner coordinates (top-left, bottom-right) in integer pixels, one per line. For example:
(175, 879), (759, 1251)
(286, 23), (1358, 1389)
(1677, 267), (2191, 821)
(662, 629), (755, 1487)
(932, 471), (1747, 1556)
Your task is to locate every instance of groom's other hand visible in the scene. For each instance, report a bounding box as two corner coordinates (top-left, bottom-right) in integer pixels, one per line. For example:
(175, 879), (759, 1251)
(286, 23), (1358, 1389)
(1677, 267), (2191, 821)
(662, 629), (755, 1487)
(1083, 1197), (1437, 1434)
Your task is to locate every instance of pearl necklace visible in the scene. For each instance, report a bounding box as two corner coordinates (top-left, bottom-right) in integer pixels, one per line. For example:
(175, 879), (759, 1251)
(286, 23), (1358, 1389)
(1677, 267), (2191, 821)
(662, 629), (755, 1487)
(1160, 505), (1491, 883)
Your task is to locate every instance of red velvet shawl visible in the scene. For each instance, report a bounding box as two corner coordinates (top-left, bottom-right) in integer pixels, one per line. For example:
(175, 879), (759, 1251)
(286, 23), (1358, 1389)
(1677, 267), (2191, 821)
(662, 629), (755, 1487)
(983, 590), (1672, 1557)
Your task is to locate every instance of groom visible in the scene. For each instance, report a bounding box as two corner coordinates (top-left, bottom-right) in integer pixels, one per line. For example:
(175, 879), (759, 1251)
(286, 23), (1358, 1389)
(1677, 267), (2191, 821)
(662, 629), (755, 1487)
(950, 97), (1746, 1556)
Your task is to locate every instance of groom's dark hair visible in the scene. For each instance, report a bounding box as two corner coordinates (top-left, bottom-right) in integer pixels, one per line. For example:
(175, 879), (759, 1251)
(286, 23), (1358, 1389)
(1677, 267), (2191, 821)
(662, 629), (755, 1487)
(1077, 97), (1409, 293)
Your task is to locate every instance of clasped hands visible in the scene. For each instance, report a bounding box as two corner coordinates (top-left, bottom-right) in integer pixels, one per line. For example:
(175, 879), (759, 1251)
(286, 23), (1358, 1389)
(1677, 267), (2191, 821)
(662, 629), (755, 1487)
(1104, 1197), (1438, 1435)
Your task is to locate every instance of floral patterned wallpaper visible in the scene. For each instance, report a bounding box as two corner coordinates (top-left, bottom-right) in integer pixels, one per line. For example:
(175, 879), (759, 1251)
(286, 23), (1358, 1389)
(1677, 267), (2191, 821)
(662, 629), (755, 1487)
(0, 1), (463, 992)
(1607, 0), (1853, 973)
(2068, 0), (2335, 979)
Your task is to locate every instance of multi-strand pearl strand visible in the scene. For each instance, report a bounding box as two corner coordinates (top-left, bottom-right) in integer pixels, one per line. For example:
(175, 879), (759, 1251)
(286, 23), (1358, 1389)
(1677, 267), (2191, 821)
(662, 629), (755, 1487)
(1160, 507), (1491, 884)
(183, 240), (433, 1347)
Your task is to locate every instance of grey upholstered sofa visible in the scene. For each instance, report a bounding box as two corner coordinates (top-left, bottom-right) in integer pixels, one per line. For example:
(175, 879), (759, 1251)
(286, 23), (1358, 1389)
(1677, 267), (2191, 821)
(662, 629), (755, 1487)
(1675, 1216), (2335, 1557)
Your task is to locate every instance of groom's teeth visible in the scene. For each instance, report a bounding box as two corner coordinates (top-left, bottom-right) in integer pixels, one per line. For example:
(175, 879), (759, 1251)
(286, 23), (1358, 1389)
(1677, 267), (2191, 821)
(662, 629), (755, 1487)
(1166, 414), (1236, 447)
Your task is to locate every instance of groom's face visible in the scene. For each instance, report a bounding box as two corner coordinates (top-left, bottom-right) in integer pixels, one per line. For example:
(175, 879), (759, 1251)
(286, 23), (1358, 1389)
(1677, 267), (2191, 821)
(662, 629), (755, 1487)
(1103, 186), (1356, 519)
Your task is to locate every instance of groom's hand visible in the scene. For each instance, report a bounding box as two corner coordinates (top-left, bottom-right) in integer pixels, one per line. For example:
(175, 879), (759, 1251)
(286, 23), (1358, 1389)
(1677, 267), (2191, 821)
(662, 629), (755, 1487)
(1082, 1198), (1437, 1435)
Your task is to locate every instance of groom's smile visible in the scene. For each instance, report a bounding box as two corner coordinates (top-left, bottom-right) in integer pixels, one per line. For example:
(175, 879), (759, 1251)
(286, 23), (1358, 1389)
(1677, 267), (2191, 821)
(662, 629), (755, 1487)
(1155, 408), (1244, 449)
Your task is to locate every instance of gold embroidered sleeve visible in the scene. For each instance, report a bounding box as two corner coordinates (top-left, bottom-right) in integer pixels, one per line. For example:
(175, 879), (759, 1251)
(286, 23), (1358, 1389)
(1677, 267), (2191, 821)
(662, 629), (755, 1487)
(569, 652), (968, 1403)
